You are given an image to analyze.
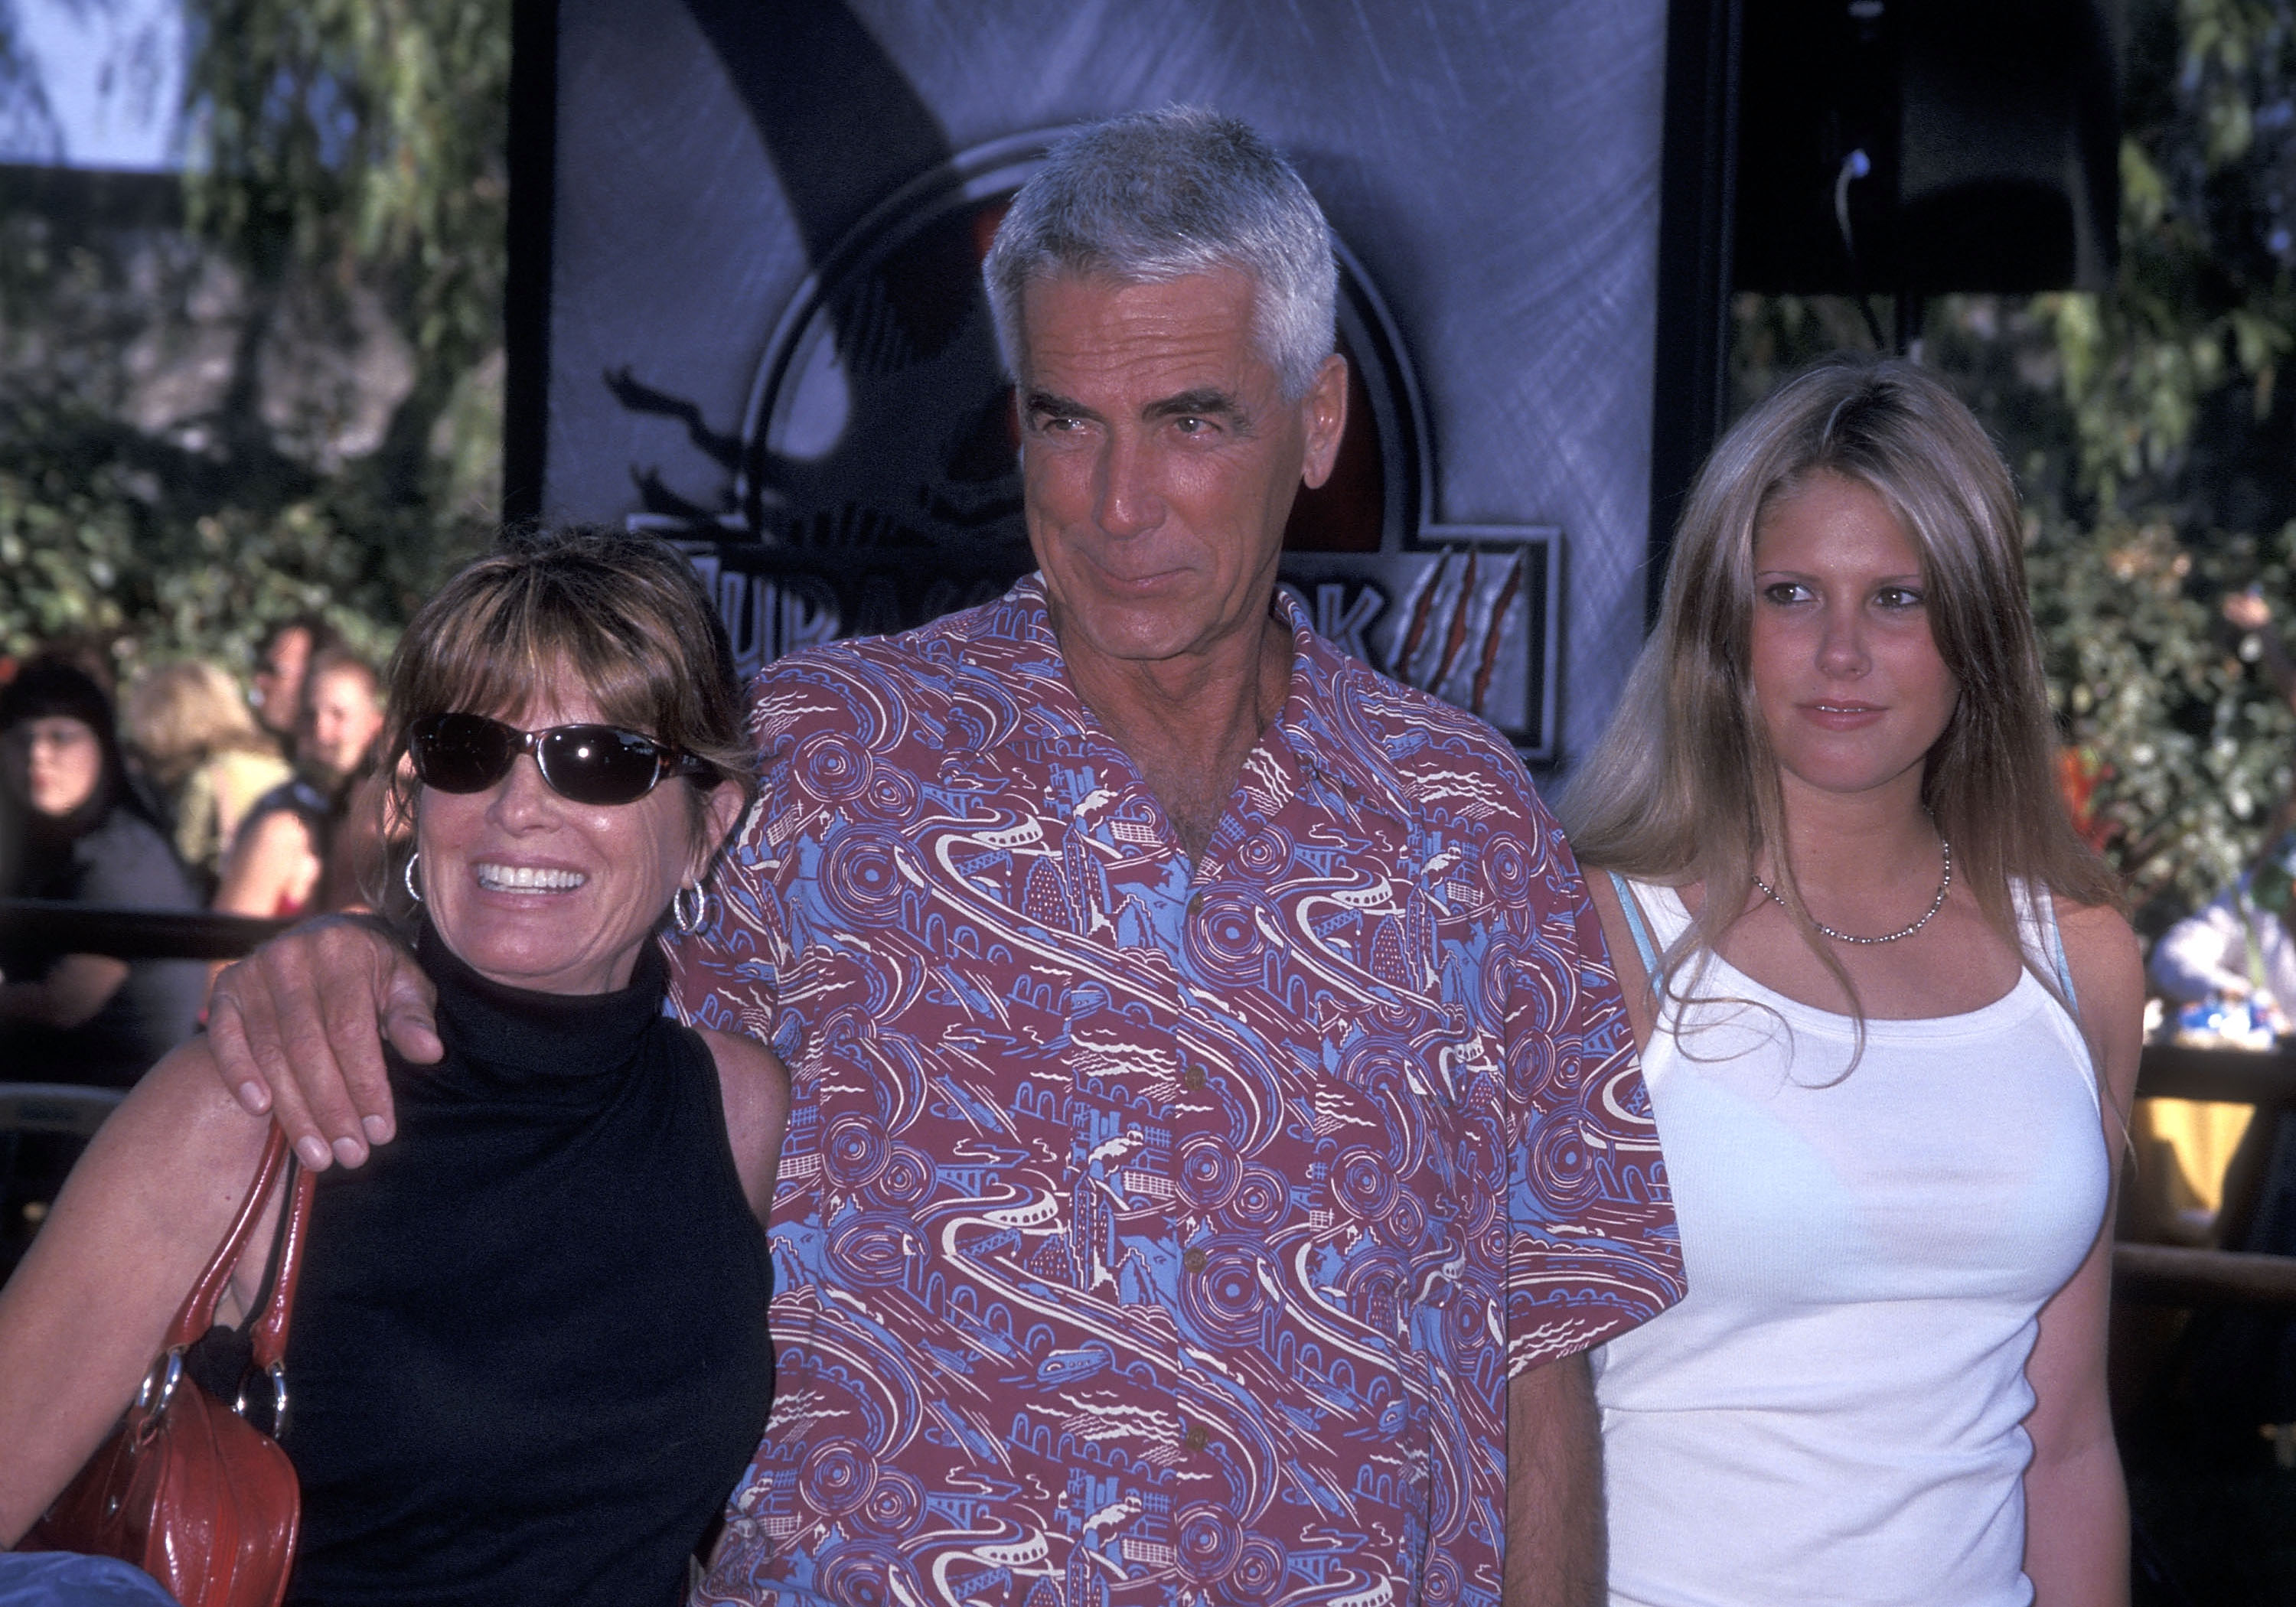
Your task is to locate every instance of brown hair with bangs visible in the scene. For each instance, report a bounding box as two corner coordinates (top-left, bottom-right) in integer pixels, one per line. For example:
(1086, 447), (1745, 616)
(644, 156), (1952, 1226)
(373, 525), (756, 924)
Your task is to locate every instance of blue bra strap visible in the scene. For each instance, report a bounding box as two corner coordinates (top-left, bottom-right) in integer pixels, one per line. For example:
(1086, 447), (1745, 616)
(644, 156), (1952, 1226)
(1606, 870), (1662, 976)
(2036, 885), (2080, 1012)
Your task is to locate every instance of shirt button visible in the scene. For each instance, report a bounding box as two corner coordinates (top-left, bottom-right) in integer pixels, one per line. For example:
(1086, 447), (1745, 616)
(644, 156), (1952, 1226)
(1182, 1067), (1206, 1090)
(1182, 1247), (1208, 1273)
(1188, 892), (1206, 918)
(1183, 1425), (1209, 1452)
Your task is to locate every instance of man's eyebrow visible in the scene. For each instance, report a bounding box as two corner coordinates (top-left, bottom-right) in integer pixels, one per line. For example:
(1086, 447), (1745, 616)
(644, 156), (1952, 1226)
(1147, 388), (1245, 422)
(1023, 389), (1097, 420)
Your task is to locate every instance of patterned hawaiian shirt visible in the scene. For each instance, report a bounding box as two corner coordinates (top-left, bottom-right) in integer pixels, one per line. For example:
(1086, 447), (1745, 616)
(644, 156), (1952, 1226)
(669, 575), (1682, 1607)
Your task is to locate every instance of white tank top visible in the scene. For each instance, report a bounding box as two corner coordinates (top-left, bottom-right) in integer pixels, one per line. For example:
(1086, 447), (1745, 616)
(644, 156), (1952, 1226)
(1591, 878), (2110, 1607)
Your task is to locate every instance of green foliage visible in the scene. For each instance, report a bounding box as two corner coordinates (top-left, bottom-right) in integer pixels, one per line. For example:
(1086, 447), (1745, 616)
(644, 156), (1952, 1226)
(0, 0), (506, 689)
(0, 396), (472, 680)
(186, 0), (509, 380)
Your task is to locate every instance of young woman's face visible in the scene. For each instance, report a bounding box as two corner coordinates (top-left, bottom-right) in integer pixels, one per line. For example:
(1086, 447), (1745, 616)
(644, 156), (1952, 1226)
(301, 666), (386, 783)
(1748, 472), (1959, 807)
(3, 716), (106, 819)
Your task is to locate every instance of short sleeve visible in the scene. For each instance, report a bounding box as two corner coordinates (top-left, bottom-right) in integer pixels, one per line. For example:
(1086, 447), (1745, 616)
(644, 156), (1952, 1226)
(664, 674), (797, 1058)
(1502, 821), (1685, 1374)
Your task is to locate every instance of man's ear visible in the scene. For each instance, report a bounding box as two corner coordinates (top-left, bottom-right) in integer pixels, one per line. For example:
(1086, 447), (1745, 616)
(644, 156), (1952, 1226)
(1298, 352), (1350, 491)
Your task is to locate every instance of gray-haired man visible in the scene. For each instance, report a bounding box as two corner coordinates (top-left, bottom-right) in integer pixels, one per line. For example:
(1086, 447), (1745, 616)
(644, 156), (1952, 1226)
(213, 107), (1683, 1605)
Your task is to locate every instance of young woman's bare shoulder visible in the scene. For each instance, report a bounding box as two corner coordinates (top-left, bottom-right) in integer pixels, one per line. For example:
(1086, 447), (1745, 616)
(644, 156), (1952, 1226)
(2050, 895), (2144, 1109)
(2053, 898), (2143, 992)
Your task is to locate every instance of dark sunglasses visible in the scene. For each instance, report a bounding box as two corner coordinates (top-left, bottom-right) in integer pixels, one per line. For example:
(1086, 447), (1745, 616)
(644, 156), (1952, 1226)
(408, 713), (716, 806)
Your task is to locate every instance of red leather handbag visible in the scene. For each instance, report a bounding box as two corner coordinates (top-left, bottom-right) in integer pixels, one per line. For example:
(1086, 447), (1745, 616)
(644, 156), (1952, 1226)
(23, 1126), (317, 1607)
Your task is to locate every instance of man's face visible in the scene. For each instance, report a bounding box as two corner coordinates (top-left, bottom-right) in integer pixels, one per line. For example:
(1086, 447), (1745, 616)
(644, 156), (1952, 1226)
(253, 626), (312, 738)
(1017, 269), (1346, 677)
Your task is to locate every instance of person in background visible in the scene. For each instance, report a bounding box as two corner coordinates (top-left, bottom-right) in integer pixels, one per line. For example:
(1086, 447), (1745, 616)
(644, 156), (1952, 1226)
(1561, 357), (2141, 1606)
(2149, 827), (2296, 1038)
(0, 657), (207, 1087)
(214, 650), (384, 921)
(123, 659), (295, 898)
(248, 616), (340, 754)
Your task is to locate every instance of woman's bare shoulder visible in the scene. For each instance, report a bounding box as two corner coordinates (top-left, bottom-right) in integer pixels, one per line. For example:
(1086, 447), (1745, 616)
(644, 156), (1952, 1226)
(696, 1028), (791, 1222)
(104, 1037), (277, 1182)
(1583, 867), (1660, 1051)
(2049, 894), (2145, 1109)
(2051, 895), (2143, 990)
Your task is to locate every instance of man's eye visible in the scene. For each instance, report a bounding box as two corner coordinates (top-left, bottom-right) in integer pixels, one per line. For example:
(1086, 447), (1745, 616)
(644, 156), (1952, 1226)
(1174, 416), (1214, 435)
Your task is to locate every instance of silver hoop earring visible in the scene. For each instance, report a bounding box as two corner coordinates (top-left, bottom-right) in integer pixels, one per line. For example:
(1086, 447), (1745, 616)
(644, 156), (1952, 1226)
(403, 850), (423, 905)
(672, 882), (705, 936)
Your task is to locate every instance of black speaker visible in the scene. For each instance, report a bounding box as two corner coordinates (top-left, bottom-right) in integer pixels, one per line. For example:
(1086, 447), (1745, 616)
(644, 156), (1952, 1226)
(1735, 0), (2119, 295)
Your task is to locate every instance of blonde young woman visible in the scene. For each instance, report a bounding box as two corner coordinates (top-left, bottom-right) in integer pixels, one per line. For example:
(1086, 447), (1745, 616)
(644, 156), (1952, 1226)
(124, 659), (292, 890)
(1561, 358), (2141, 1606)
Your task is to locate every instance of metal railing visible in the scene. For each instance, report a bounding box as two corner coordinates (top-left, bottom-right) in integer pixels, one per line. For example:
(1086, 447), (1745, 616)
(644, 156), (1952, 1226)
(0, 898), (292, 961)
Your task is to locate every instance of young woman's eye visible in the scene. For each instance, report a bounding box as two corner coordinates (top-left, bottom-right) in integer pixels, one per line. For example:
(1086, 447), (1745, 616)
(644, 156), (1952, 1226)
(1876, 585), (1925, 609)
(1760, 581), (1807, 605)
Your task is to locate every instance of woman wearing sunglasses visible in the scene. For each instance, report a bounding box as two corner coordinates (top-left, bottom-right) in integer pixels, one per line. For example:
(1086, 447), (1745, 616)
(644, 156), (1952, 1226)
(0, 529), (788, 1605)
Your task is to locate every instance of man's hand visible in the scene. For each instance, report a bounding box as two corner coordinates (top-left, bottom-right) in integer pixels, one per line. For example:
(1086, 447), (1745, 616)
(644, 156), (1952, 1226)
(206, 914), (439, 1170)
(1504, 1351), (1604, 1607)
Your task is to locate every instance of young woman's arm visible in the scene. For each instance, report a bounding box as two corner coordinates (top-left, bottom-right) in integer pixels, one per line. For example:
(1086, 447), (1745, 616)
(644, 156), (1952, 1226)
(213, 810), (321, 919)
(0, 1040), (276, 1544)
(702, 1028), (792, 1226)
(2021, 898), (2143, 1607)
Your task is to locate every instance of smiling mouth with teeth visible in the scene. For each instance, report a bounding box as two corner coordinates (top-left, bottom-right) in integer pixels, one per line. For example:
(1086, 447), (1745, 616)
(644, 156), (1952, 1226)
(475, 863), (588, 892)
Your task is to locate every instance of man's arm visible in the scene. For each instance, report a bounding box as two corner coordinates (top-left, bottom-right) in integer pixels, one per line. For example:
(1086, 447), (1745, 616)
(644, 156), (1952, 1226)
(206, 914), (442, 1169)
(1504, 1352), (1603, 1607)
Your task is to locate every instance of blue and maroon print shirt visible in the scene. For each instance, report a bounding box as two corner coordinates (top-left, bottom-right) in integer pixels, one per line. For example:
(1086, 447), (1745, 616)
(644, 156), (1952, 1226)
(670, 576), (1683, 1607)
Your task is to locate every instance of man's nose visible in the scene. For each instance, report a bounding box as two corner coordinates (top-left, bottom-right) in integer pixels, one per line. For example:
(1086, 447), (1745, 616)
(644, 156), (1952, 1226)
(1095, 430), (1163, 538)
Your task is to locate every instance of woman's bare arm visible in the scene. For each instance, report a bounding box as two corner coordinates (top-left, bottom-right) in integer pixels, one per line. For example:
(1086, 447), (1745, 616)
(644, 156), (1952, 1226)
(2021, 898), (2141, 1606)
(700, 1028), (791, 1226)
(0, 1039), (276, 1544)
(213, 810), (320, 919)
(0, 953), (130, 1028)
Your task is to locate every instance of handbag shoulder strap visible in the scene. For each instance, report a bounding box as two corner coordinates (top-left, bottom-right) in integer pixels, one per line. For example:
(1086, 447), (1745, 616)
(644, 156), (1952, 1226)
(249, 1152), (317, 1370)
(162, 1124), (294, 1352)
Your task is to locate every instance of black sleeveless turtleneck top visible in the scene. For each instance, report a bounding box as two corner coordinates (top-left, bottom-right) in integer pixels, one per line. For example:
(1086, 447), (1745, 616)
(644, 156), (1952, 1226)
(281, 922), (774, 1606)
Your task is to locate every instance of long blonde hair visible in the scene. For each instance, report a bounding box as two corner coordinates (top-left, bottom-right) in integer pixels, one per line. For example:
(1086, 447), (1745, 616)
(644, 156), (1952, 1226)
(125, 660), (275, 787)
(1561, 356), (2118, 1015)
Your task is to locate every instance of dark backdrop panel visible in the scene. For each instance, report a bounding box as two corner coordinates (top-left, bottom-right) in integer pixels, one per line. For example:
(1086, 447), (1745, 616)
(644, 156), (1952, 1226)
(538, 0), (1669, 767)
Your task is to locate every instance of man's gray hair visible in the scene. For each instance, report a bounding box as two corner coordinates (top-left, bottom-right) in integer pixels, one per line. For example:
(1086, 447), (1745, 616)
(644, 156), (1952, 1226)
(983, 106), (1339, 401)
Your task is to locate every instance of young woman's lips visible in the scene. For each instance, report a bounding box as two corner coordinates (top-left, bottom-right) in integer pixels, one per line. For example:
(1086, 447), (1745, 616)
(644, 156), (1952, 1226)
(1800, 700), (1886, 730)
